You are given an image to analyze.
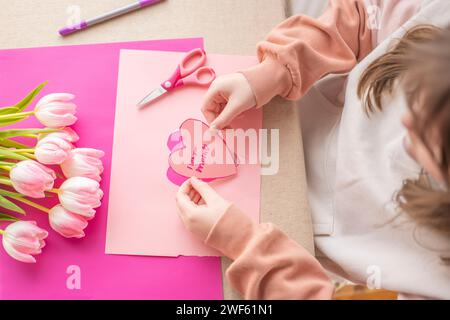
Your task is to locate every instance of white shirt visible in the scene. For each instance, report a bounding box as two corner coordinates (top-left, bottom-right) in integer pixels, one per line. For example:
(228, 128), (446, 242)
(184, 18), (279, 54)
(299, 0), (450, 299)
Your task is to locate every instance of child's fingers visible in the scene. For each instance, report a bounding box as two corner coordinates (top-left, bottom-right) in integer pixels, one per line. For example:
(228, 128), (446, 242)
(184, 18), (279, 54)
(178, 178), (191, 194)
(202, 84), (219, 110)
(192, 192), (202, 205)
(210, 97), (241, 130)
(176, 180), (197, 212)
(185, 183), (204, 205)
(188, 188), (196, 201)
(202, 88), (226, 124)
(202, 105), (218, 125)
(175, 192), (195, 213)
(190, 177), (217, 203)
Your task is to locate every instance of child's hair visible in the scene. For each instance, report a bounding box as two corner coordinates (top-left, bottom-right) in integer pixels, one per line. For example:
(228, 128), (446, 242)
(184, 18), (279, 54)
(357, 25), (450, 258)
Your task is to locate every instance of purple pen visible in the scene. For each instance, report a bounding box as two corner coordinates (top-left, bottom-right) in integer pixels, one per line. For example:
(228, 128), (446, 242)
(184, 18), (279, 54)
(59, 0), (163, 36)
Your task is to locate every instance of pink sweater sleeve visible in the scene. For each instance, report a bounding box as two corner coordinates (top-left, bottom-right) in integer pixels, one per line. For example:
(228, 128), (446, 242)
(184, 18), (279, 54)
(241, 0), (373, 107)
(205, 206), (334, 300)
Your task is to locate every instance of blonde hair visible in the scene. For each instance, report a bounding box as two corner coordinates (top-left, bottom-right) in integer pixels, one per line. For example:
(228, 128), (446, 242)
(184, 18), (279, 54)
(357, 25), (450, 250)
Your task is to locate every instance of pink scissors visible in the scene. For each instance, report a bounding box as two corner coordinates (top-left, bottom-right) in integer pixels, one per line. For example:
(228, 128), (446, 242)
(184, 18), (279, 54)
(137, 48), (216, 108)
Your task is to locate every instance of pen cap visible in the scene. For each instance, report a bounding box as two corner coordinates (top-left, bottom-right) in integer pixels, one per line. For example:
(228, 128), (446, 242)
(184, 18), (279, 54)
(139, 0), (162, 7)
(59, 21), (88, 36)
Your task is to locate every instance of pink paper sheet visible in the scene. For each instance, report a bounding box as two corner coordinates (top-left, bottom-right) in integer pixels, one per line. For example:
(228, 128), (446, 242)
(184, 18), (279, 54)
(0, 38), (224, 300)
(106, 50), (261, 257)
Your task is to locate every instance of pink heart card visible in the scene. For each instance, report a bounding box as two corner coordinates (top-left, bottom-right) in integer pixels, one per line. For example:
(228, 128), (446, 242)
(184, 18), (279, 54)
(167, 119), (238, 186)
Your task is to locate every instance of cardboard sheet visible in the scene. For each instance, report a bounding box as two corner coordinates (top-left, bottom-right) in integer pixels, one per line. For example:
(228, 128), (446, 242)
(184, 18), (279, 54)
(0, 38), (224, 299)
(106, 50), (261, 257)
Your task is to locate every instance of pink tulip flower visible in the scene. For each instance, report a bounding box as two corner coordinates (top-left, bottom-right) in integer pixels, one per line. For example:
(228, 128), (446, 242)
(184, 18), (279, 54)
(58, 177), (103, 217)
(49, 205), (91, 239)
(61, 148), (105, 182)
(39, 127), (79, 143)
(35, 135), (73, 165)
(10, 160), (56, 198)
(34, 93), (77, 128)
(1, 221), (48, 263)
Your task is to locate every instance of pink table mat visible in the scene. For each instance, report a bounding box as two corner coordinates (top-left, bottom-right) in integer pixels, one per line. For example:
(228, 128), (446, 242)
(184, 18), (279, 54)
(0, 38), (223, 300)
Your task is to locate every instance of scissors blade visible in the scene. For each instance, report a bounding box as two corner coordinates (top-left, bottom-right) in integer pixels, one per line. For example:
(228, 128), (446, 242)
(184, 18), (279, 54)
(137, 86), (167, 108)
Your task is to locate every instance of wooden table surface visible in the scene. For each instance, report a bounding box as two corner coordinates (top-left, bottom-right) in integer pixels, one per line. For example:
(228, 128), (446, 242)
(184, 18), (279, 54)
(0, 0), (314, 300)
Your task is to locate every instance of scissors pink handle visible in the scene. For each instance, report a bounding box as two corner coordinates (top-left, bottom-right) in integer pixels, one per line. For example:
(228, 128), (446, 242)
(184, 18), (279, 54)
(161, 48), (216, 91)
(178, 67), (216, 87)
(179, 48), (207, 77)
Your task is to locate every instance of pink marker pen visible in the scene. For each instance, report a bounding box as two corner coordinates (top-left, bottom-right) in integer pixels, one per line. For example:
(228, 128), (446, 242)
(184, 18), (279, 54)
(59, 0), (163, 36)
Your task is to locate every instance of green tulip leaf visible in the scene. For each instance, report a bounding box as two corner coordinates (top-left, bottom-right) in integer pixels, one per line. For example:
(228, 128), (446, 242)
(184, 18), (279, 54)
(0, 128), (57, 140)
(0, 149), (28, 161)
(0, 194), (25, 215)
(0, 188), (23, 198)
(0, 139), (30, 149)
(0, 114), (33, 127)
(0, 212), (19, 222)
(0, 160), (16, 167)
(0, 106), (20, 116)
(0, 82), (46, 116)
(14, 82), (47, 113)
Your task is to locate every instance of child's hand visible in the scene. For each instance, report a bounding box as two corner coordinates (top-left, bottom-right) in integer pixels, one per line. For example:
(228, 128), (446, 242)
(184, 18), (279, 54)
(175, 177), (231, 240)
(202, 73), (256, 130)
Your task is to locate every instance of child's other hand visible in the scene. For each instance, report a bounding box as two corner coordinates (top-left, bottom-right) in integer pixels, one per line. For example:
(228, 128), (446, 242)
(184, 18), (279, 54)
(202, 73), (256, 130)
(175, 177), (231, 241)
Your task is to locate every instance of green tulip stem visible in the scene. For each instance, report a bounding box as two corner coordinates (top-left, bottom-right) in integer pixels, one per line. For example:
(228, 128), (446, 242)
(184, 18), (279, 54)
(11, 196), (50, 214)
(11, 149), (35, 154)
(0, 177), (12, 187)
(48, 188), (60, 194)
(0, 111), (35, 120)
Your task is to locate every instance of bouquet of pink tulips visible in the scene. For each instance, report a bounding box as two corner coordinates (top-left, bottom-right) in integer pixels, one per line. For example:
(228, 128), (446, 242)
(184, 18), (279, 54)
(0, 83), (104, 263)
